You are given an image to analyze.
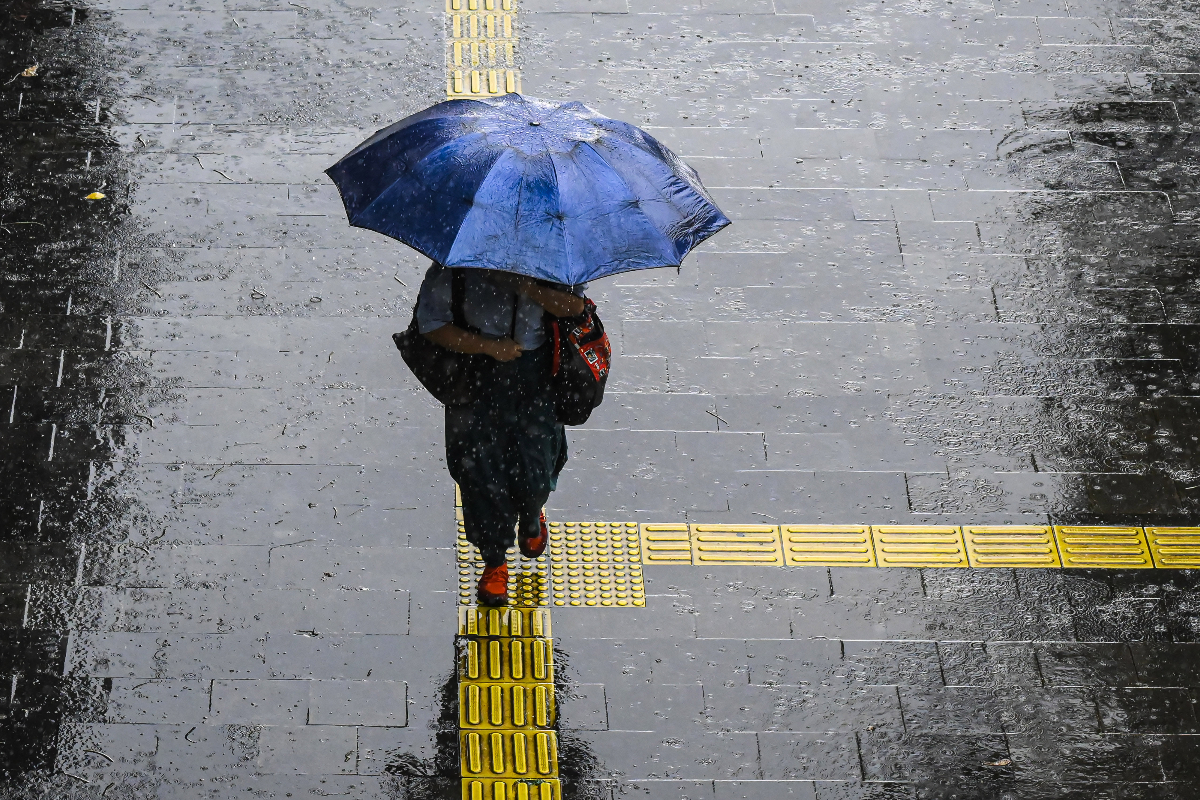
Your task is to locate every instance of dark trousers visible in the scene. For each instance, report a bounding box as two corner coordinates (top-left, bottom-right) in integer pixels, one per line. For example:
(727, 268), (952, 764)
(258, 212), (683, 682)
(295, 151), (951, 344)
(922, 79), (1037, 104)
(445, 343), (567, 567)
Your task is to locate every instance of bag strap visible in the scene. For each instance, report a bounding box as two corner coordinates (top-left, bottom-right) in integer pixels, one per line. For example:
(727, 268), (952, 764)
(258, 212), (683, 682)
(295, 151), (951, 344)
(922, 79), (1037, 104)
(451, 268), (467, 330)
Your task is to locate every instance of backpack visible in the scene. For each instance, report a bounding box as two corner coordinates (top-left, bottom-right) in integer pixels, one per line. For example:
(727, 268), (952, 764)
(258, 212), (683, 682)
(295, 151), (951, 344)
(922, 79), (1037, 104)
(548, 298), (610, 426)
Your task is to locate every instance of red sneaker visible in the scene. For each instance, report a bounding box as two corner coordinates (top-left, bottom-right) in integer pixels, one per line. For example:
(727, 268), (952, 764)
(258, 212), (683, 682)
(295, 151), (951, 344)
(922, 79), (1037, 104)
(519, 510), (548, 559)
(477, 563), (508, 606)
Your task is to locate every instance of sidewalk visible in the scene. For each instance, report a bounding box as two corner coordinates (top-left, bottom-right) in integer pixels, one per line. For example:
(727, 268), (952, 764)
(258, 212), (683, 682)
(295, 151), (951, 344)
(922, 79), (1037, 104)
(3, 0), (1200, 797)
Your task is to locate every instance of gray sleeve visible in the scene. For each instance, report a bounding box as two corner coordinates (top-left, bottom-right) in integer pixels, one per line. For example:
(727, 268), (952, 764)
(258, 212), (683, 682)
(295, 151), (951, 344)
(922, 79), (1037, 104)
(415, 263), (454, 334)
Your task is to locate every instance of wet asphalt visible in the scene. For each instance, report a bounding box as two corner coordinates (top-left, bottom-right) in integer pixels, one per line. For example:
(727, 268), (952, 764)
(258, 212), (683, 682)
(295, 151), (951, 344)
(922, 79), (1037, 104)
(5, 0), (1200, 797)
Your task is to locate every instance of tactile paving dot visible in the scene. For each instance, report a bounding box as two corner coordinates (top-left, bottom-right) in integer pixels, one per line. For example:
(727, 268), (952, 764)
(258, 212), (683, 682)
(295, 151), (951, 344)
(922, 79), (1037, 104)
(547, 521), (641, 561)
(457, 522), (644, 607)
(548, 561), (645, 607)
(546, 522), (644, 606)
(457, 525), (549, 607)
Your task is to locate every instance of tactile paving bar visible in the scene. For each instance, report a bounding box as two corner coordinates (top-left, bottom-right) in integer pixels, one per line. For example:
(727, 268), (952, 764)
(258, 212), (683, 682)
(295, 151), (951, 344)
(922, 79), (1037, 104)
(459, 681), (556, 729)
(1146, 527), (1200, 568)
(691, 524), (784, 565)
(963, 525), (1061, 568)
(460, 730), (558, 778)
(1054, 526), (1153, 568)
(782, 525), (875, 567)
(462, 779), (562, 800)
(459, 606), (552, 638)
(871, 526), (969, 568)
(639, 523), (693, 563)
(445, 0), (520, 98)
(457, 636), (554, 683)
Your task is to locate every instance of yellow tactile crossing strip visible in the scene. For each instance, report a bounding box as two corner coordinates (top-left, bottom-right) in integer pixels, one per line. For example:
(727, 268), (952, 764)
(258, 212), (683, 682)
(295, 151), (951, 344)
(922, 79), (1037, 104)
(641, 523), (1200, 569)
(445, 0), (520, 98)
(457, 606), (561, 800)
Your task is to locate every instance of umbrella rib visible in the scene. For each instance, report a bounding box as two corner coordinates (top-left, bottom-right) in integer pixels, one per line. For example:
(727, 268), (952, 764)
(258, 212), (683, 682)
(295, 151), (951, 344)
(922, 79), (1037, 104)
(576, 139), (682, 267)
(539, 138), (570, 281)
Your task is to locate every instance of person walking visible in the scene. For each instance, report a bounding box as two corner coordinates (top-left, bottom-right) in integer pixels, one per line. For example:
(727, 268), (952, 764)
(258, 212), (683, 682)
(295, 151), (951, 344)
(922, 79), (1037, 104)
(326, 93), (730, 605)
(416, 264), (585, 605)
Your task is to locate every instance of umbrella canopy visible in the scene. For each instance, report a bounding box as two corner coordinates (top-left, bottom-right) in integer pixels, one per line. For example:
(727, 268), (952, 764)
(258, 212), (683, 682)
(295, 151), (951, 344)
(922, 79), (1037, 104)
(325, 93), (730, 286)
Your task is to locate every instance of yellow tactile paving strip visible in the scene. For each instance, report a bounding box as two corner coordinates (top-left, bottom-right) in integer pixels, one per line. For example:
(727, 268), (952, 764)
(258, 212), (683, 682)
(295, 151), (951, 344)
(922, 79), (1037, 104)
(455, 509), (647, 606)
(1146, 527), (1200, 568)
(963, 525), (1061, 568)
(635, 523), (1200, 569)
(445, 0), (520, 99)
(1055, 525), (1154, 569)
(782, 525), (876, 567)
(457, 606), (560, 800)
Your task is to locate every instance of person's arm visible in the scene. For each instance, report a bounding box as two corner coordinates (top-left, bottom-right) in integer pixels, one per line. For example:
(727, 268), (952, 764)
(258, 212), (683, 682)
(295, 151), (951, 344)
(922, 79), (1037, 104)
(521, 280), (586, 318)
(423, 324), (523, 362)
(486, 272), (586, 317)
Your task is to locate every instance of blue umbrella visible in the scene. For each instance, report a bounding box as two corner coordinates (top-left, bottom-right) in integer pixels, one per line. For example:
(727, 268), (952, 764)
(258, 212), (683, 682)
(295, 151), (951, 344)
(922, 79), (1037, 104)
(325, 93), (730, 286)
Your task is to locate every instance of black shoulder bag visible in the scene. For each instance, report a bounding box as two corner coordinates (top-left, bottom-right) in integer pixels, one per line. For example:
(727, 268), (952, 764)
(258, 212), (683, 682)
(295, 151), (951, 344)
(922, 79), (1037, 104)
(392, 268), (492, 407)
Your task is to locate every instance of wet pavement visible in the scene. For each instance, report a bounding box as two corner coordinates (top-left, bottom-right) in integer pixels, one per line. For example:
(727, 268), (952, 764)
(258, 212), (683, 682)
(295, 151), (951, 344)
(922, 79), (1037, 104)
(7, 0), (1200, 796)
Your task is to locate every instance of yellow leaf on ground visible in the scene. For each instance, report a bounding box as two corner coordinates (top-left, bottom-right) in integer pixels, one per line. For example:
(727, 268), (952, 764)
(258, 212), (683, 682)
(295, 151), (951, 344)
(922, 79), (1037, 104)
(85, 192), (106, 200)
(20, 65), (38, 77)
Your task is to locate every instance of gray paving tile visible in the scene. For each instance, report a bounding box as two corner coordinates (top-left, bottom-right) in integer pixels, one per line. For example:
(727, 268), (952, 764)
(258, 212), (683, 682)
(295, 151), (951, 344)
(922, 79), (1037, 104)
(210, 679), (310, 725)
(842, 641), (943, 686)
(1007, 734), (1165, 783)
(938, 642), (1041, 688)
(616, 780), (716, 800)
(608, 683), (705, 732)
(307, 679), (407, 726)
(1037, 643), (1139, 687)
(715, 782), (818, 800)
(554, 604), (699, 639)
(898, 686), (1005, 733)
(1095, 687), (1200, 734)
(579, 730), (760, 780)
(746, 639), (844, 686)
(560, 639), (655, 685)
(255, 725), (359, 774)
(706, 683), (902, 733)
(356, 726), (455, 777)
(696, 594), (793, 639)
(104, 679), (211, 724)
(560, 683), (610, 730)
(758, 733), (862, 780)
(859, 732), (1010, 783)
